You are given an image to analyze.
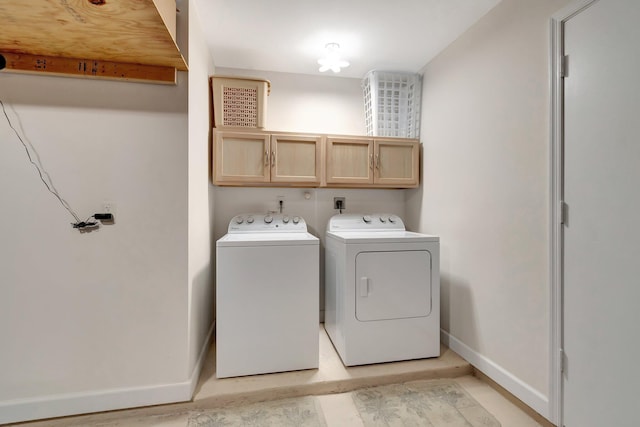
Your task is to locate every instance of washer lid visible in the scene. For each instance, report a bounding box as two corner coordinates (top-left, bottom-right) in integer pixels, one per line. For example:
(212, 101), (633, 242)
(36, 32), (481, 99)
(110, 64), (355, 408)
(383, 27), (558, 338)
(327, 230), (438, 244)
(217, 232), (319, 247)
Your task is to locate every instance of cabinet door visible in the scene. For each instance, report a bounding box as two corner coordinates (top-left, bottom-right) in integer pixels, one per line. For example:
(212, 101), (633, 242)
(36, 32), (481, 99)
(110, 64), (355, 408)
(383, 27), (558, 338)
(325, 137), (374, 185)
(374, 139), (419, 187)
(271, 134), (322, 185)
(214, 131), (270, 184)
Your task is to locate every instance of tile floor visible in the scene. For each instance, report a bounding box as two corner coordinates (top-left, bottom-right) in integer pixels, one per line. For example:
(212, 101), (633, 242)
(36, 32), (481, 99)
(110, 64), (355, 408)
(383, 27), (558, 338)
(15, 327), (545, 426)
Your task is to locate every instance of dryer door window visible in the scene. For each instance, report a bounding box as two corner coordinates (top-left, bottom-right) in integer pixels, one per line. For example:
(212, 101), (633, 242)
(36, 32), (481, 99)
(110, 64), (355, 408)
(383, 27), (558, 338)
(355, 250), (431, 322)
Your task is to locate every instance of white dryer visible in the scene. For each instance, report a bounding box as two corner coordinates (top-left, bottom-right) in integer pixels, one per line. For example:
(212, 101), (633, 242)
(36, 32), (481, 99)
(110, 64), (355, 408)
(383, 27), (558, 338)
(324, 213), (440, 366)
(216, 213), (319, 378)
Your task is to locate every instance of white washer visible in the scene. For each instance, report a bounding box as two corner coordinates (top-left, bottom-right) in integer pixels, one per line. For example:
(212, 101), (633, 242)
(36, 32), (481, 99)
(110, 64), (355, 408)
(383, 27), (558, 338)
(324, 213), (440, 366)
(216, 213), (319, 378)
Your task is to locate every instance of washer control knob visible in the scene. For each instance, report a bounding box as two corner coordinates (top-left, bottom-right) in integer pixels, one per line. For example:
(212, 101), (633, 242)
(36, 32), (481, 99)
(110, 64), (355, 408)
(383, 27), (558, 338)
(363, 215), (372, 223)
(246, 216), (254, 224)
(283, 216), (290, 224)
(389, 215), (397, 223)
(292, 216), (300, 224)
(379, 216), (388, 223)
(235, 216), (244, 224)
(264, 215), (273, 224)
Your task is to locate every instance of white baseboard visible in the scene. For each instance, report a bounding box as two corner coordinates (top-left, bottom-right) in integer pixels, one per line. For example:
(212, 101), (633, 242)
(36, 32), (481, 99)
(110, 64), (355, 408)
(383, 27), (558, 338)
(441, 330), (550, 419)
(0, 380), (192, 425)
(0, 322), (215, 425)
(188, 320), (215, 396)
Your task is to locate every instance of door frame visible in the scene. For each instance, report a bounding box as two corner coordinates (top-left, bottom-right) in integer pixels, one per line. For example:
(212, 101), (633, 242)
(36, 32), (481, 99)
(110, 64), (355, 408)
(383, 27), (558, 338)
(549, 0), (599, 424)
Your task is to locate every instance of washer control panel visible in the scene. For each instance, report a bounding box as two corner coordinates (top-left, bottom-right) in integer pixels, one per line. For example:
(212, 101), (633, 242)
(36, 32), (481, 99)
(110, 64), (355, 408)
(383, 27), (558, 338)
(228, 213), (306, 233)
(328, 213), (405, 231)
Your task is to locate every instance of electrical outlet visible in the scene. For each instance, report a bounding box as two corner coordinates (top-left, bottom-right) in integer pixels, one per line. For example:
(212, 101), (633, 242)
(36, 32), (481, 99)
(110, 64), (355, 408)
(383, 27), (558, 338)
(102, 201), (117, 216)
(334, 197), (346, 210)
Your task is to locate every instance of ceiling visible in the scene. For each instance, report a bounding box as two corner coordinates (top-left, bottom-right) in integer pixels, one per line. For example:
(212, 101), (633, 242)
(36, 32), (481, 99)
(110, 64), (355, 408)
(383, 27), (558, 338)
(193, 0), (501, 79)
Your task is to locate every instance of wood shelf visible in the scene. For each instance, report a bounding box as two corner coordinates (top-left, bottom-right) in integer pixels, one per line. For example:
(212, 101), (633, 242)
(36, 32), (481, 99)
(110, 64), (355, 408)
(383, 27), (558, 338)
(0, 52), (177, 84)
(0, 0), (187, 84)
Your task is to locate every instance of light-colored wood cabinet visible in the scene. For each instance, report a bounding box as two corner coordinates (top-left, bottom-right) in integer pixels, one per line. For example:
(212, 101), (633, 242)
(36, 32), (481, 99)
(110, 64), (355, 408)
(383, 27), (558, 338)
(326, 137), (419, 188)
(374, 138), (420, 187)
(271, 134), (322, 185)
(326, 137), (375, 185)
(215, 131), (270, 184)
(214, 130), (419, 188)
(214, 130), (322, 186)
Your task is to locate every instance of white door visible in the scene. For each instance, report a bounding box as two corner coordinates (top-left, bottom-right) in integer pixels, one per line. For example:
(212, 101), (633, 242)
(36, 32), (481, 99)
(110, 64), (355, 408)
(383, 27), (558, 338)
(562, 0), (640, 425)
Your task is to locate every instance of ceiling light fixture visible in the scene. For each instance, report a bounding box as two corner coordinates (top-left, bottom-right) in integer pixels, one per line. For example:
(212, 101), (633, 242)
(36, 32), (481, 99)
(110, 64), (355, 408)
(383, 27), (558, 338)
(318, 43), (350, 73)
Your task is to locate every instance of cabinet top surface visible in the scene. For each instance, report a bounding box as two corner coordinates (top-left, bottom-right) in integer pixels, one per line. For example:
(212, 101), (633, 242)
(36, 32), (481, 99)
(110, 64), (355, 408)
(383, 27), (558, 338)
(214, 129), (419, 142)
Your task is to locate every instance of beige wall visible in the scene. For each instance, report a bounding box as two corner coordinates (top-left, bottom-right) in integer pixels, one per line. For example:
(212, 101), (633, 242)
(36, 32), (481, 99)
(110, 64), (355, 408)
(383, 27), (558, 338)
(406, 0), (572, 415)
(0, 69), (189, 424)
(187, 0), (216, 385)
(0, 0), (216, 423)
(215, 67), (366, 135)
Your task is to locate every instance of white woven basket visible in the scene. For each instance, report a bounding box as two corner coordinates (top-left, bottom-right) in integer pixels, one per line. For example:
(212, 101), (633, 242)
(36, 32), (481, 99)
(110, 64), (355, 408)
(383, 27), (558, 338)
(362, 71), (422, 139)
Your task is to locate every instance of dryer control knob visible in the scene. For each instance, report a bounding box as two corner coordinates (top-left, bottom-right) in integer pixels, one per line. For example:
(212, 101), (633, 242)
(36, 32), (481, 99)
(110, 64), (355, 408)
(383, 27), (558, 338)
(264, 215), (273, 224)
(292, 216), (300, 224)
(363, 215), (372, 223)
(283, 216), (290, 224)
(389, 216), (397, 223)
(246, 216), (254, 224)
(235, 216), (244, 224)
(380, 216), (388, 223)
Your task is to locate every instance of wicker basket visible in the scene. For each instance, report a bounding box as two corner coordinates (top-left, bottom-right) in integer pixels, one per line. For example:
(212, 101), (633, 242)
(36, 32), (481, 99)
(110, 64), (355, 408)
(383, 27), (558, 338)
(362, 71), (422, 139)
(211, 76), (271, 129)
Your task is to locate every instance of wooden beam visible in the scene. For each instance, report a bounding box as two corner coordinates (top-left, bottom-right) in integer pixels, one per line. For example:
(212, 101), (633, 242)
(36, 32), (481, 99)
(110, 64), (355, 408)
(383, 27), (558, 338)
(1, 52), (177, 85)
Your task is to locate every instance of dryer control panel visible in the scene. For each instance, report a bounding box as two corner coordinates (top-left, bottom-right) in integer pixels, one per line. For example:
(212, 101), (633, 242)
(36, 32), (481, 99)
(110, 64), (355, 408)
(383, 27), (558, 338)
(228, 213), (308, 233)
(328, 213), (405, 232)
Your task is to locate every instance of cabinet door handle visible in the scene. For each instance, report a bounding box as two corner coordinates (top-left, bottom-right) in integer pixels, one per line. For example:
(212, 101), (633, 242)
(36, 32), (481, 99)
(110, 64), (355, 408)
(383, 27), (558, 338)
(265, 150), (269, 166)
(271, 150), (275, 167)
(369, 154), (374, 170)
(375, 153), (380, 169)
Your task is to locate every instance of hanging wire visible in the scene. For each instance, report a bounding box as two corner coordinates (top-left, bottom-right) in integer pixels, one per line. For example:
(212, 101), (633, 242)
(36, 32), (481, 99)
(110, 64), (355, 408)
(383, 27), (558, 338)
(0, 98), (81, 222)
